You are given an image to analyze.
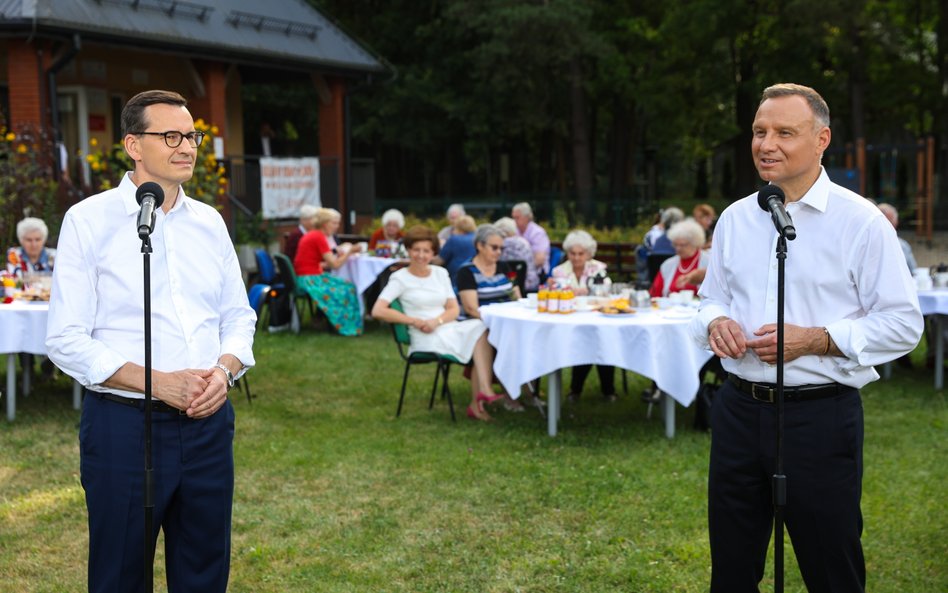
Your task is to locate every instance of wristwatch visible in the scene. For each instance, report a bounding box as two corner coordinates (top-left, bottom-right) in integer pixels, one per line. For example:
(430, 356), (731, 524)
(213, 363), (235, 388)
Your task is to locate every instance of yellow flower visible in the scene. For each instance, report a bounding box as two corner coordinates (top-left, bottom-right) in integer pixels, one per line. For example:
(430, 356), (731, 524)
(86, 154), (96, 163)
(194, 118), (206, 130)
(210, 125), (219, 136)
(90, 138), (98, 147)
(217, 177), (227, 185)
(217, 166), (225, 175)
(218, 187), (226, 195)
(91, 162), (101, 172)
(4, 132), (15, 142)
(16, 144), (27, 154)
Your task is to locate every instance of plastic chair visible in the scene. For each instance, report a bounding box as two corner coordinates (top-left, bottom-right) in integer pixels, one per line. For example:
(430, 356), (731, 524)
(389, 300), (460, 422)
(272, 253), (315, 334)
(506, 260), (528, 296)
(254, 248), (277, 284)
(549, 246), (564, 270)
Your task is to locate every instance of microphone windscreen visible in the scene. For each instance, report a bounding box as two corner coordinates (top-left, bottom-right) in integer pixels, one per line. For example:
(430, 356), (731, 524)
(757, 185), (785, 211)
(136, 182), (165, 208)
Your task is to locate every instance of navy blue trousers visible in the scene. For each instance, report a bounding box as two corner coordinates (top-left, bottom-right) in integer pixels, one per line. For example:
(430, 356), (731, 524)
(79, 393), (235, 593)
(708, 380), (865, 593)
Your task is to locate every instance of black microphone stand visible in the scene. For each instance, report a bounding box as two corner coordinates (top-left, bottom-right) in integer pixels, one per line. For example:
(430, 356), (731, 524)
(141, 233), (155, 593)
(773, 232), (788, 593)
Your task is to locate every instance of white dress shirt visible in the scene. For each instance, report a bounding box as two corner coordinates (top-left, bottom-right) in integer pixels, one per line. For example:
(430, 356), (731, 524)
(46, 173), (256, 399)
(691, 168), (923, 388)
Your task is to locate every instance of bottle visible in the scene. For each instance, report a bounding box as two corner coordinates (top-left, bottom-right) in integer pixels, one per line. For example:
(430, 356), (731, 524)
(537, 284), (548, 313)
(547, 285), (561, 313)
(560, 287), (574, 313)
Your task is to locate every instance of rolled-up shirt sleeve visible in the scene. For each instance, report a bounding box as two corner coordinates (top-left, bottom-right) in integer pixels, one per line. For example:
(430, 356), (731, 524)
(827, 216), (923, 372)
(46, 211), (129, 388)
(216, 220), (256, 378)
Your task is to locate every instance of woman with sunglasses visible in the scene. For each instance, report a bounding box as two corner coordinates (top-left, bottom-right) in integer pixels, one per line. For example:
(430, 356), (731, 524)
(456, 224), (522, 417)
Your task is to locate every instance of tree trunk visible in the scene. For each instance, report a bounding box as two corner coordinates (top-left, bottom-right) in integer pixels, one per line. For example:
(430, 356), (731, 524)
(569, 58), (594, 221)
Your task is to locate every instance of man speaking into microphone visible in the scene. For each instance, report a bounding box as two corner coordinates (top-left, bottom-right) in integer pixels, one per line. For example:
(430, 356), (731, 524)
(690, 83), (922, 592)
(46, 90), (256, 592)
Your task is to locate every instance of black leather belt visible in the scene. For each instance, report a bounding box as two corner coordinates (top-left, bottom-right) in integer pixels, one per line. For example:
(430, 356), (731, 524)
(97, 392), (186, 415)
(728, 374), (846, 403)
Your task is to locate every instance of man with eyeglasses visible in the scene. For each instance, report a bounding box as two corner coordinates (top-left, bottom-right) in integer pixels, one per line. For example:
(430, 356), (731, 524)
(47, 90), (256, 593)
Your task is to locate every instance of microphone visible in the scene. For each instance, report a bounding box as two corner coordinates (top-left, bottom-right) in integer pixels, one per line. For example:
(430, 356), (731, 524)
(757, 185), (796, 240)
(136, 182), (165, 239)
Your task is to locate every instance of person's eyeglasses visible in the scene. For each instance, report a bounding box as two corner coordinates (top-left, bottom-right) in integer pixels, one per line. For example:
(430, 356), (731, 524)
(135, 130), (206, 148)
(485, 243), (503, 252)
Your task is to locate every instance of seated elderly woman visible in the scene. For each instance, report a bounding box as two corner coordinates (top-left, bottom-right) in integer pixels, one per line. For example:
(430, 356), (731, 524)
(457, 224), (524, 411)
(294, 208), (364, 336)
(6, 217), (56, 276)
(494, 216), (539, 292)
(649, 217), (709, 298)
(372, 226), (504, 422)
(368, 208), (406, 254)
(551, 230), (616, 403)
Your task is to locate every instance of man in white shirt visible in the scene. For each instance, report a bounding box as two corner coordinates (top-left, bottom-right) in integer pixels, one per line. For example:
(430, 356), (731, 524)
(691, 84), (922, 593)
(46, 90), (256, 593)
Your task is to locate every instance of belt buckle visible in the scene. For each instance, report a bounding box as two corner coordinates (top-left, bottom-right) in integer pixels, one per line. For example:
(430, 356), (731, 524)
(751, 383), (775, 403)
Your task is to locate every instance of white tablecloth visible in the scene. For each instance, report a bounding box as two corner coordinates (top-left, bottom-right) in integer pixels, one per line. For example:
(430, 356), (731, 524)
(0, 301), (81, 420)
(480, 301), (714, 437)
(0, 301), (49, 354)
(918, 288), (948, 389)
(333, 255), (399, 296)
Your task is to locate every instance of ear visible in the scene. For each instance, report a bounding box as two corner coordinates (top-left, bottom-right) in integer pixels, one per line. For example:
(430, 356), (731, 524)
(816, 126), (831, 153)
(124, 133), (142, 162)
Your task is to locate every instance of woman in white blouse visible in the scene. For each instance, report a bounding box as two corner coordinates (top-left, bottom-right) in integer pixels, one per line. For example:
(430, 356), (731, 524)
(372, 226), (504, 421)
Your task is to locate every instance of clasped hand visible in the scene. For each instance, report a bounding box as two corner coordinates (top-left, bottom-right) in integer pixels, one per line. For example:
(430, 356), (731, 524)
(159, 367), (229, 418)
(709, 319), (822, 364)
(411, 317), (440, 334)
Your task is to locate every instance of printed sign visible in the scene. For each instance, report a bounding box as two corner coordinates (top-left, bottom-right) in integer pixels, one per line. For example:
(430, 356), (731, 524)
(260, 157), (320, 219)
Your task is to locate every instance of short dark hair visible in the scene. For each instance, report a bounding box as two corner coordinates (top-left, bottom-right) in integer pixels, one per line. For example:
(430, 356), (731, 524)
(760, 83), (830, 128)
(402, 225), (439, 255)
(121, 90), (188, 136)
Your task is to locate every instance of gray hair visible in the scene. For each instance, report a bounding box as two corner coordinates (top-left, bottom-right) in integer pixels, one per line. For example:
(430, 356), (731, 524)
(493, 217), (518, 237)
(666, 217), (706, 249)
(474, 223), (503, 248)
(660, 207), (684, 229)
(381, 208), (405, 228)
(878, 202), (898, 225)
(761, 83), (830, 128)
(512, 202), (533, 219)
(17, 217), (48, 243)
(446, 203), (466, 218)
(562, 229), (597, 258)
(299, 204), (319, 223)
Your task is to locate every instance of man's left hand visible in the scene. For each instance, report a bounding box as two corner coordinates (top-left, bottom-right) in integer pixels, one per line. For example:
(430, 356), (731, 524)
(747, 323), (826, 364)
(187, 367), (230, 419)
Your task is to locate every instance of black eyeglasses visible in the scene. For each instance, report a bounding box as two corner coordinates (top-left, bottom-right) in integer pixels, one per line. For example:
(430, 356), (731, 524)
(485, 243), (503, 252)
(135, 130), (206, 148)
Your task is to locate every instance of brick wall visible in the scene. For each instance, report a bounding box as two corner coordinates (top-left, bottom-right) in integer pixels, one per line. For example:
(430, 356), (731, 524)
(6, 40), (45, 129)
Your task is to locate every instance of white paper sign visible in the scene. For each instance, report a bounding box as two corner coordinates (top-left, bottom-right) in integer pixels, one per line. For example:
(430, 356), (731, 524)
(260, 157), (320, 219)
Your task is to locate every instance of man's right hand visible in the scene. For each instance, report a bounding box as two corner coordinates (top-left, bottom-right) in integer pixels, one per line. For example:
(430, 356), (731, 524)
(155, 370), (209, 411)
(708, 316), (748, 359)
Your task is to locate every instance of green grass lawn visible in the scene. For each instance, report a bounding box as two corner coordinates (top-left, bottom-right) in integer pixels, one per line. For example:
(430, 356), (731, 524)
(1, 323), (945, 592)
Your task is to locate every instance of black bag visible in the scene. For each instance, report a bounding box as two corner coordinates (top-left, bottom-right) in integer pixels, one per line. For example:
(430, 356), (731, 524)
(267, 285), (293, 332)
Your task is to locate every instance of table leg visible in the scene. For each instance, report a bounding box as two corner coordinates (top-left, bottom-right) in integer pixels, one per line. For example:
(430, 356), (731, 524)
(6, 354), (15, 422)
(22, 353), (32, 397)
(936, 315), (944, 390)
(73, 381), (82, 410)
(662, 391), (675, 439)
(547, 369), (561, 436)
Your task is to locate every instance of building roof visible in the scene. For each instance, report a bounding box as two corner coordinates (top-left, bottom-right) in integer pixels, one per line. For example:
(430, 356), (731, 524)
(0, 0), (385, 75)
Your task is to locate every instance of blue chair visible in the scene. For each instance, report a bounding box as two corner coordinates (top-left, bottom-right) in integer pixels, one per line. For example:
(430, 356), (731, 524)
(254, 248), (277, 284)
(549, 246), (564, 270)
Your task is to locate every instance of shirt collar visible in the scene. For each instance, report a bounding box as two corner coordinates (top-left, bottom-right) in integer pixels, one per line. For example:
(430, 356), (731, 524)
(118, 172), (192, 216)
(792, 166), (831, 213)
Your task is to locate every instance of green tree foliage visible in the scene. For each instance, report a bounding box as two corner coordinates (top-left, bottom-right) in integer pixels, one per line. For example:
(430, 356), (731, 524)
(314, 0), (946, 213)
